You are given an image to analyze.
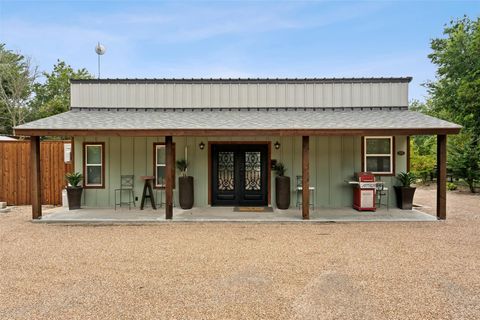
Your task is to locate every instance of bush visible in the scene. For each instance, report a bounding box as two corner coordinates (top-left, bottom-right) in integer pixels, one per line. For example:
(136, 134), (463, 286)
(65, 172), (83, 187)
(273, 162), (286, 177)
(447, 182), (457, 191)
(176, 159), (188, 177)
(411, 154), (436, 183)
(397, 172), (416, 187)
(448, 133), (480, 193)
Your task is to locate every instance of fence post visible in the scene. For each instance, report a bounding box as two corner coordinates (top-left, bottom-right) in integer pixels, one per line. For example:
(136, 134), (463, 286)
(31, 136), (42, 219)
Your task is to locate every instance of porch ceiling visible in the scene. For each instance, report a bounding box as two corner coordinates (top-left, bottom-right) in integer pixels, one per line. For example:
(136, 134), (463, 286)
(14, 109), (461, 136)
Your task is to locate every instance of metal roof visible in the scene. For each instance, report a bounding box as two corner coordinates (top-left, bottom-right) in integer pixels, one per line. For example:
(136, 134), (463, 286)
(70, 77), (413, 84)
(0, 136), (17, 141)
(14, 109), (460, 136)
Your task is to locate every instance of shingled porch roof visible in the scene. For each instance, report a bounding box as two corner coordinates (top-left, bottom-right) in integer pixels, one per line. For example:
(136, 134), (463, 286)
(14, 108), (461, 136)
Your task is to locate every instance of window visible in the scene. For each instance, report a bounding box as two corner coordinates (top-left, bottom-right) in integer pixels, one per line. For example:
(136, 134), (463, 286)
(154, 143), (175, 188)
(83, 143), (105, 188)
(363, 136), (394, 175)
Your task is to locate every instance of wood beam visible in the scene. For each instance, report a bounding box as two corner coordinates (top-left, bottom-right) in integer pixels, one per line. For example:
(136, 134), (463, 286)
(302, 136), (310, 220)
(406, 136), (411, 172)
(165, 136), (173, 219)
(30, 136), (42, 219)
(436, 134), (447, 220)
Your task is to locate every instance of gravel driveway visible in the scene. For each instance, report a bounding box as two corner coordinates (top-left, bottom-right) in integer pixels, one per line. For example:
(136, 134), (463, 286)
(1, 187), (479, 319)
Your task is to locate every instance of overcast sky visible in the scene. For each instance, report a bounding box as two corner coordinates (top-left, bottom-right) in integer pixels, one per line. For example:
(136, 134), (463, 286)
(1, 0), (479, 101)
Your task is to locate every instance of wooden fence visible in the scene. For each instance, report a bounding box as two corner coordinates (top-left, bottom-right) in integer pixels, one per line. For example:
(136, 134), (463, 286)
(0, 140), (73, 205)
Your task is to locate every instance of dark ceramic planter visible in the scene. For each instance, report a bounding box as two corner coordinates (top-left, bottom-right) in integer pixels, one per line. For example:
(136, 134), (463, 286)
(66, 187), (83, 210)
(276, 176), (291, 210)
(179, 176), (194, 209)
(394, 186), (416, 210)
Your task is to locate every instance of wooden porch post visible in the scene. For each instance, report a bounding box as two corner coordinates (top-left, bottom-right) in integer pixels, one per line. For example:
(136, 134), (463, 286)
(436, 134), (447, 220)
(30, 136), (42, 219)
(302, 136), (310, 220)
(165, 136), (174, 219)
(406, 136), (411, 172)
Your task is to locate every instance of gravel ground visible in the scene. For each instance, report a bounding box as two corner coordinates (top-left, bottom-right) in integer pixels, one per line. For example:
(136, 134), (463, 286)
(1, 186), (479, 320)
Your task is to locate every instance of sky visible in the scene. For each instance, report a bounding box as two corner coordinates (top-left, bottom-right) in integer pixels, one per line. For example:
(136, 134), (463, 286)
(1, 0), (479, 102)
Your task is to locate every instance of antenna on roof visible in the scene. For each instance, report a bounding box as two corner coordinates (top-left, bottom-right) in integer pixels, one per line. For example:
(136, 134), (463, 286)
(95, 42), (106, 79)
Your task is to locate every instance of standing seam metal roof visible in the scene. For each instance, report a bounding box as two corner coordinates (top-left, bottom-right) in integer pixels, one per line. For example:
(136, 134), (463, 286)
(70, 77), (413, 84)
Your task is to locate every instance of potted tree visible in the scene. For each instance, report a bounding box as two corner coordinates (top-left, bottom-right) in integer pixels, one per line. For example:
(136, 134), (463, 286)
(274, 162), (290, 209)
(176, 159), (194, 209)
(65, 172), (83, 210)
(394, 171), (417, 210)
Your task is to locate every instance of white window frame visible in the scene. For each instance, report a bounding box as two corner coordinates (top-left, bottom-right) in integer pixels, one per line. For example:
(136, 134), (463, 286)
(363, 136), (394, 175)
(84, 144), (103, 187)
(155, 144), (166, 188)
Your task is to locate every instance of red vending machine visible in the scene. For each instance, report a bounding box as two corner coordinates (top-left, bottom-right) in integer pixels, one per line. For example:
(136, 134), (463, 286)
(352, 172), (376, 211)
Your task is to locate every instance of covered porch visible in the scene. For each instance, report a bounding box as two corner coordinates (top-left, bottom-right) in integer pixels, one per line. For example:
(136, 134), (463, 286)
(15, 108), (461, 221)
(38, 205), (436, 223)
(22, 132), (454, 222)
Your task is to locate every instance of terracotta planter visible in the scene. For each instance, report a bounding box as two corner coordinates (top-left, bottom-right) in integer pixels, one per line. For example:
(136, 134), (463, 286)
(275, 176), (291, 210)
(394, 186), (416, 210)
(66, 187), (83, 210)
(179, 176), (194, 209)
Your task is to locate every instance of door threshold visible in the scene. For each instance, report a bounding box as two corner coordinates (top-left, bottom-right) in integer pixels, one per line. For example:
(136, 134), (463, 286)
(233, 207), (273, 212)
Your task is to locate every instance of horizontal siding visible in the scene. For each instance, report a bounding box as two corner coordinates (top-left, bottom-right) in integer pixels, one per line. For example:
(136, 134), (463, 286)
(75, 135), (407, 209)
(71, 82), (409, 109)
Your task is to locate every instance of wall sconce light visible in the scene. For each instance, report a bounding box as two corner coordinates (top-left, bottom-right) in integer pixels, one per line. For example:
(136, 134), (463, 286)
(274, 141), (280, 150)
(199, 141), (205, 150)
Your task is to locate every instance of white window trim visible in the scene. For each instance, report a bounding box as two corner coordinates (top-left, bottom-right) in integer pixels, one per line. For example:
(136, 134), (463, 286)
(363, 136), (394, 175)
(85, 144), (103, 187)
(155, 144), (166, 188)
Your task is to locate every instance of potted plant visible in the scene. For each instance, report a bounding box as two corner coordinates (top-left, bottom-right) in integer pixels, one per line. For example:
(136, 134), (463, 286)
(65, 172), (83, 210)
(394, 171), (416, 210)
(176, 159), (194, 209)
(274, 162), (290, 209)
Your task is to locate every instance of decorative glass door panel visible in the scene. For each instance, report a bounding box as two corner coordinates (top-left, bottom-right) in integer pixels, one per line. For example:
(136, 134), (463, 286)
(218, 152), (234, 191)
(245, 152), (261, 191)
(212, 144), (268, 206)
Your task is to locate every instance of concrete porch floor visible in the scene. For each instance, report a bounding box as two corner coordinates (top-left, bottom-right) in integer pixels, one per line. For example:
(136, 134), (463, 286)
(37, 205), (437, 223)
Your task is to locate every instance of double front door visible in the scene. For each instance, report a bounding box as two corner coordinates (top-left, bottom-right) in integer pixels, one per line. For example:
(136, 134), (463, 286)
(211, 144), (268, 206)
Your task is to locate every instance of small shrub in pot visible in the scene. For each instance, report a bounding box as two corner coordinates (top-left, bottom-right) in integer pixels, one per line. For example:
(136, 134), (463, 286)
(65, 172), (83, 210)
(176, 159), (194, 209)
(274, 163), (290, 210)
(394, 172), (416, 210)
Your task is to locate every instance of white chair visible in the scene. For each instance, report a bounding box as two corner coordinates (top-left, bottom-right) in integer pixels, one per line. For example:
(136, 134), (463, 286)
(295, 175), (315, 209)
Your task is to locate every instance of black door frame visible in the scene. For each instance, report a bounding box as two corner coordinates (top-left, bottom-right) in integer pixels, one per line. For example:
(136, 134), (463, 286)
(209, 142), (271, 206)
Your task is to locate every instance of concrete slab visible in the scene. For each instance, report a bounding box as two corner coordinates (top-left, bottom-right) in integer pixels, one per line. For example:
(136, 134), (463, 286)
(37, 205), (437, 224)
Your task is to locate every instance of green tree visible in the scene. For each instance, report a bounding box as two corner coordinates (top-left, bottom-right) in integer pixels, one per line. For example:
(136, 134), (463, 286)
(410, 137), (436, 184)
(427, 16), (480, 192)
(409, 100), (437, 183)
(448, 132), (480, 192)
(30, 60), (92, 119)
(0, 43), (38, 134)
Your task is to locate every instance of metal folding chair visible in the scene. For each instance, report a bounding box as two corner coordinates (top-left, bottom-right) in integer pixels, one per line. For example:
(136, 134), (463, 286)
(376, 182), (389, 210)
(115, 175), (136, 210)
(155, 188), (176, 208)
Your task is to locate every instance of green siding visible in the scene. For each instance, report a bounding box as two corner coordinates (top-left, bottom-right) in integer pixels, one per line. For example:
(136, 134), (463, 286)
(73, 135), (407, 209)
(109, 137), (120, 207)
(316, 137), (330, 207)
